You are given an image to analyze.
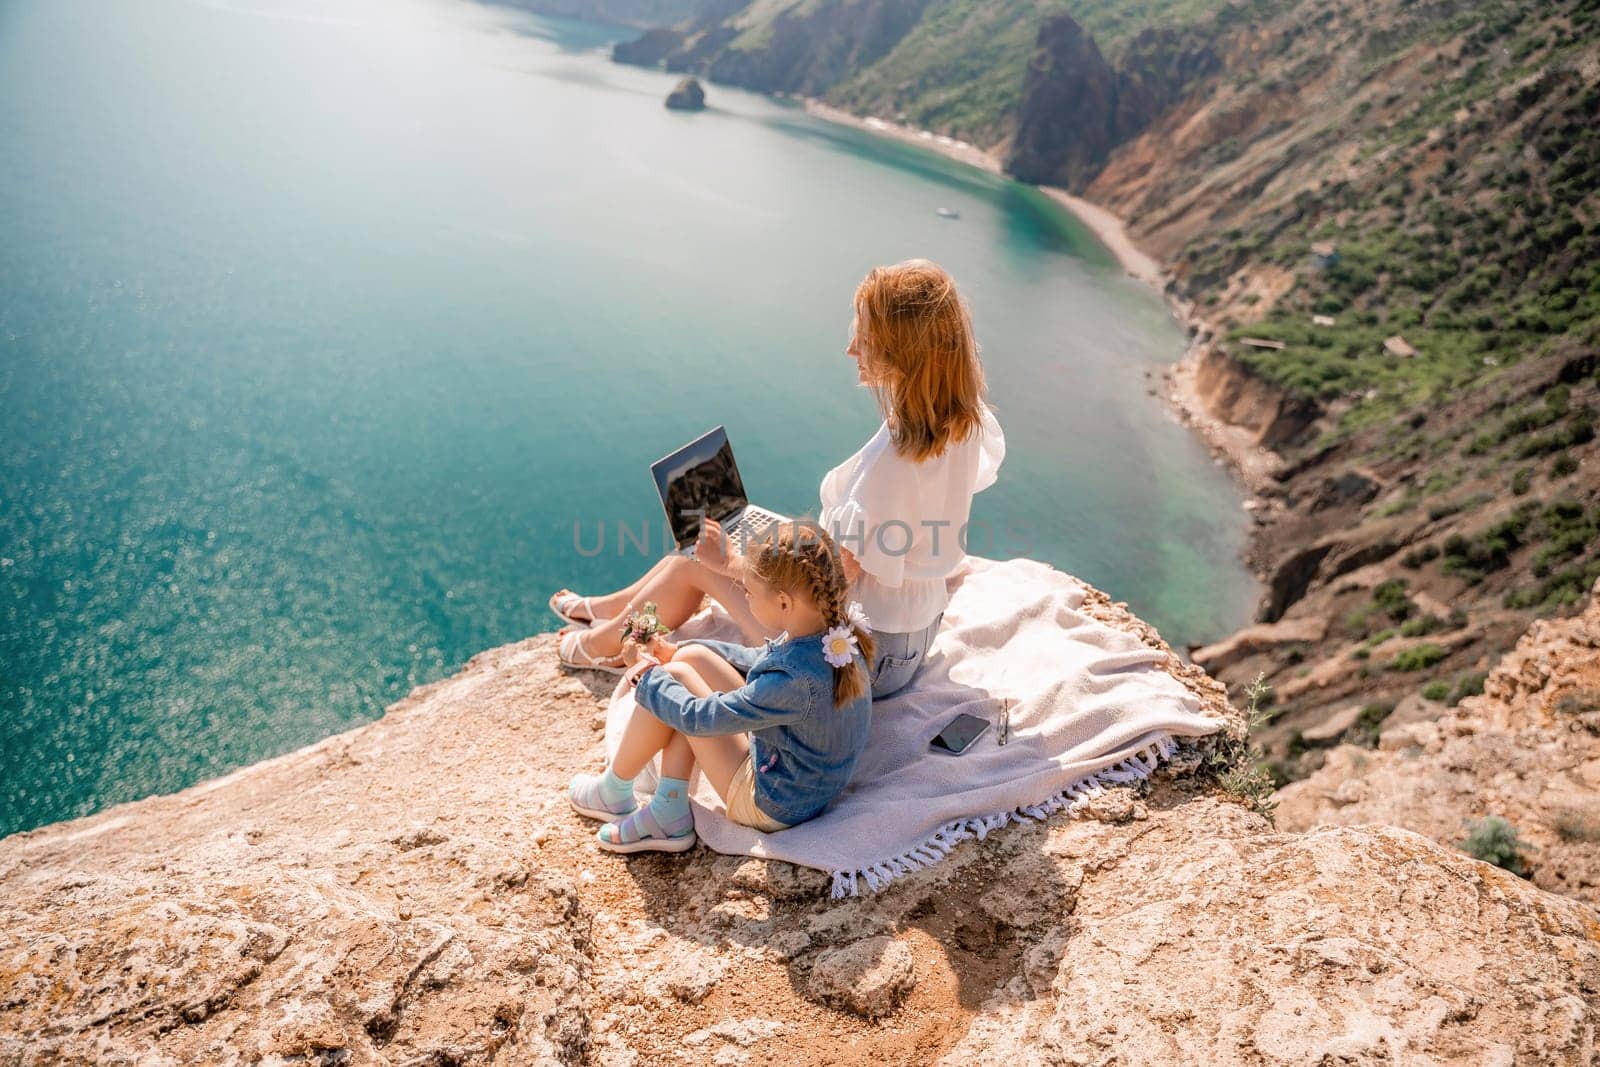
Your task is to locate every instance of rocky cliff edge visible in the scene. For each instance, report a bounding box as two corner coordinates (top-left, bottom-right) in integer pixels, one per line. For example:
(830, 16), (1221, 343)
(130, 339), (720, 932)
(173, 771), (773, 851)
(1279, 577), (1600, 908)
(2, 579), (1598, 1065)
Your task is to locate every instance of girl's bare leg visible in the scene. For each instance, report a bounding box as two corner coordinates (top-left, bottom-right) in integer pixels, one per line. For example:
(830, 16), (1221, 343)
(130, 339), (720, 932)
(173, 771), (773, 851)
(610, 704), (677, 780)
(659, 731), (696, 780)
(611, 660), (748, 797)
(571, 557), (737, 657)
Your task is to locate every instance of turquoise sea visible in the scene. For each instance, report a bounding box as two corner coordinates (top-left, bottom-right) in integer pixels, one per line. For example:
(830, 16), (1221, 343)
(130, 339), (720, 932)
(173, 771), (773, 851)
(0, 0), (1257, 836)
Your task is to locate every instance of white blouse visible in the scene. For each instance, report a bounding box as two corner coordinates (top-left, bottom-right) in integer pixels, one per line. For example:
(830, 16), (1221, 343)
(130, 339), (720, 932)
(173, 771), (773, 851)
(818, 404), (1005, 633)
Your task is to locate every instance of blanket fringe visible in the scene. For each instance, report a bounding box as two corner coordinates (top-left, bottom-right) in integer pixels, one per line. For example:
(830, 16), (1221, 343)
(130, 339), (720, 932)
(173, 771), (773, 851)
(828, 734), (1182, 899)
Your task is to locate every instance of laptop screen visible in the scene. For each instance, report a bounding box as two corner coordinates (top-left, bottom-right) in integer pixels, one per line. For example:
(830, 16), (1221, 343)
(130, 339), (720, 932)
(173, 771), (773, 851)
(650, 426), (749, 548)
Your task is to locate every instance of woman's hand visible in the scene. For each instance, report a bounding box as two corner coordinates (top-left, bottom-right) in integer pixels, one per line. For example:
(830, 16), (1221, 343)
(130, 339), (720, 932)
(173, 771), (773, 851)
(620, 641), (643, 668)
(644, 634), (678, 662)
(695, 517), (741, 577)
(840, 547), (863, 584)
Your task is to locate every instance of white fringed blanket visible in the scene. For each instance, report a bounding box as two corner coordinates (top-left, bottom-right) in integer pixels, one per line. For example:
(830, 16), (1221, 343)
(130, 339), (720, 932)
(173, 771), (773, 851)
(603, 555), (1225, 897)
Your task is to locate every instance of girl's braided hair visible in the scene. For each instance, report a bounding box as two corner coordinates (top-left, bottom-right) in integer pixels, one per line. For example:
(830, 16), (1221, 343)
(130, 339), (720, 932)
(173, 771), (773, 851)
(745, 519), (876, 707)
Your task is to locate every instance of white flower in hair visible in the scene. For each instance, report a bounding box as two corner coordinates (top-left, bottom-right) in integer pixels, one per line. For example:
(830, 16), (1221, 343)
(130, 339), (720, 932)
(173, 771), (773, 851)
(846, 600), (872, 631)
(821, 623), (860, 668)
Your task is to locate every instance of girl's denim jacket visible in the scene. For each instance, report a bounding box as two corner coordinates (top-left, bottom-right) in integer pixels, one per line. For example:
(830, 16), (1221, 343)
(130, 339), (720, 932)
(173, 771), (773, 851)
(634, 631), (872, 827)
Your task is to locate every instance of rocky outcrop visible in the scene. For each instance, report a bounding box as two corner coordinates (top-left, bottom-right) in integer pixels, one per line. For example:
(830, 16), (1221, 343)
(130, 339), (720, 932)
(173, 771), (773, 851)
(1259, 540), (1336, 624)
(613, 27), (683, 67)
(943, 814), (1600, 1064)
(1004, 16), (1119, 190)
(1005, 16), (1219, 192)
(3, 578), (1599, 1063)
(1111, 26), (1221, 147)
(1254, 516), (1419, 623)
(1278, 578), (1600, 906)
(1189, 345), (1320, 451)
(0, 642), (605, 1066)
(665, 76), (706, 110)
(710, 0), (928, 95)
(1191, 615), (1326, 673)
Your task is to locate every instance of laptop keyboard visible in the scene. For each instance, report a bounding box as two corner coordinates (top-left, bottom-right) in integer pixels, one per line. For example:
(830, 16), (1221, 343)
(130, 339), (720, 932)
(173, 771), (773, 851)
(727, 509), (779, 545)
(740, 511), (776, 533)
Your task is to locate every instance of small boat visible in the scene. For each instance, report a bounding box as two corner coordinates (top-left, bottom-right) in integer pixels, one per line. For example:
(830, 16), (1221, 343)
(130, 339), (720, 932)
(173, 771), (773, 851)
(936, 207), (960, 219)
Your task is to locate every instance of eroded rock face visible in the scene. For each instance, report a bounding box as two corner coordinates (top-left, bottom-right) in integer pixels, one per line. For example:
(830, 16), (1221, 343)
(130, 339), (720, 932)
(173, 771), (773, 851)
(1006, 16), (1220, 192)
(1278, 578), (1600, 906)
(0, 817), (593, 1065)
(1188, 346), (1321, 454)
(1112, 26), (1220, 146)
(0, 579), (1596, 1064)
(1005, 15), (1118, 190)
(943, 816), (1600, 1065)
(1191, 615), (1327, 674)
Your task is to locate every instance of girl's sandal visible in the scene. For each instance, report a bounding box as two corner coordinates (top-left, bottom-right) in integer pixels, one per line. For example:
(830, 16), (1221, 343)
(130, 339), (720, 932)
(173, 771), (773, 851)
(549, 589), (603, 627)
(558, 629), (626, 675)
(596, 805), (697, 854)
(568, 771), (638, 821)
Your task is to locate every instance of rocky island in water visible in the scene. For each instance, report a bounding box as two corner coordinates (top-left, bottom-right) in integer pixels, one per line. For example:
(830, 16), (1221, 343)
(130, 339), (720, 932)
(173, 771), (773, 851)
(664, 76), (705, 110)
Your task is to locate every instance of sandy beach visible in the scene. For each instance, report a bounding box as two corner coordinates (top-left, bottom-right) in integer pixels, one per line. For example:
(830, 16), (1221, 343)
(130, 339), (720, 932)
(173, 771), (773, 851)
(1162, 348), (1283, 498)
(801, 99), (1165, 289)
(801, 97), (1276, 499)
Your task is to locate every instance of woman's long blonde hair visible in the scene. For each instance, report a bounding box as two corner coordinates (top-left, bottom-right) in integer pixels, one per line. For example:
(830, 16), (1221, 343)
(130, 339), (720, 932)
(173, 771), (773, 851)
(745, 520), (876, 708)
(853, 259), (988, 461)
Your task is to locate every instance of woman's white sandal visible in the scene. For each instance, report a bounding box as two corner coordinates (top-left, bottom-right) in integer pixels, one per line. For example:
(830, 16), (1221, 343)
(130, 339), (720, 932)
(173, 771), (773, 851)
(549, 590), (603, 627)
(558, 629), (626, 675)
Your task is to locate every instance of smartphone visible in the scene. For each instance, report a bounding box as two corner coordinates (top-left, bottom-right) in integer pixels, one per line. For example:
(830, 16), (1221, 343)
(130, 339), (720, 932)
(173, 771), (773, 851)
(930, 712), (991, 755)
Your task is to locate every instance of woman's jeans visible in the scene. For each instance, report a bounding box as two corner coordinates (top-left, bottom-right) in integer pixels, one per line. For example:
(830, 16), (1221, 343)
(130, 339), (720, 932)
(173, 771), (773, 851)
(869, 611), (945, 699)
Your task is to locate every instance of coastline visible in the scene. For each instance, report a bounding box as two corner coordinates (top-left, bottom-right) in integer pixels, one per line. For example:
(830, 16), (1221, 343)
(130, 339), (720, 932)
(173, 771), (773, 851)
(800, 97), (1279, 501)
(801, 99), (1163, 288)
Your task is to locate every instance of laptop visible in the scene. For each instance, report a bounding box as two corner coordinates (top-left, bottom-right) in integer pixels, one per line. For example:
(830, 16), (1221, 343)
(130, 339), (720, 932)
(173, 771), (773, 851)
(650, 426), (789, 558)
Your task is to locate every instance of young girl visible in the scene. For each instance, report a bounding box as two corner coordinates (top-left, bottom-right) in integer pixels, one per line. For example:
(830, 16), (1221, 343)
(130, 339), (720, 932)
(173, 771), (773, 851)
(567, 521), (875, 852)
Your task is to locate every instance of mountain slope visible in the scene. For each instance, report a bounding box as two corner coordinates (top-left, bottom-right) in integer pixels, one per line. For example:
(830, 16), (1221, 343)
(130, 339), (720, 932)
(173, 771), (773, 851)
(1097, 0), (1600, 782)
(611, 0), (1224, 146)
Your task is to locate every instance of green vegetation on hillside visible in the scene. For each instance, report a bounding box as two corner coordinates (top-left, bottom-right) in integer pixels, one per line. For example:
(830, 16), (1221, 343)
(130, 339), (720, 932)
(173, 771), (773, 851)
(827, 0), (1061, 144)
(827, 0), (1227, 142)
(1437, 497), (1600, 589)
(1189, 1), (1600, 432)
(649, 0), (1230, 146)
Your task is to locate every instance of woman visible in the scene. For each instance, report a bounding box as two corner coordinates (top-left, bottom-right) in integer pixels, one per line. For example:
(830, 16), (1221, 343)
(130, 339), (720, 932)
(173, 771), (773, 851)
(552, 258), (1004, 699)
